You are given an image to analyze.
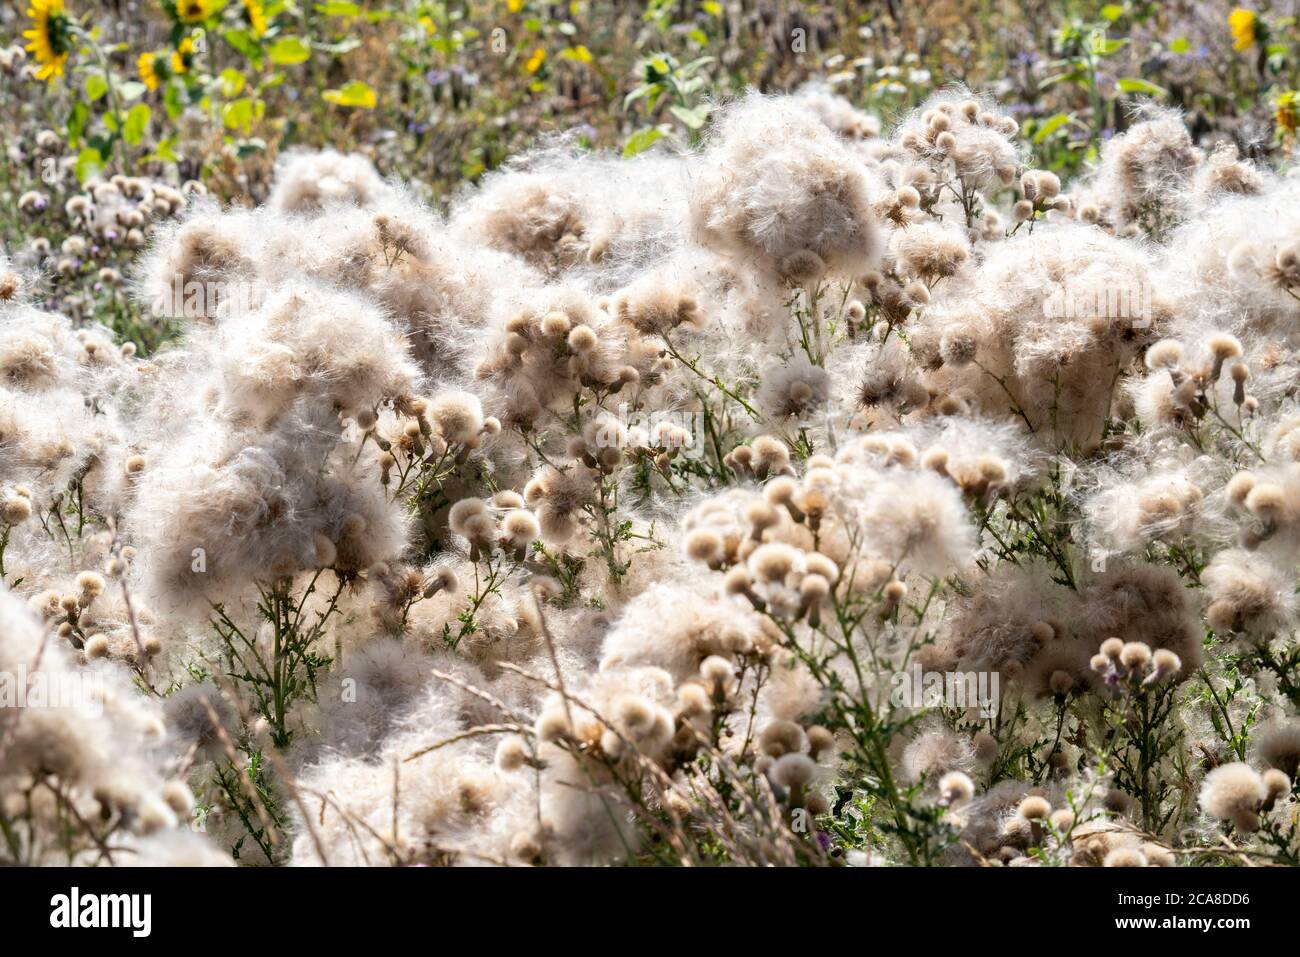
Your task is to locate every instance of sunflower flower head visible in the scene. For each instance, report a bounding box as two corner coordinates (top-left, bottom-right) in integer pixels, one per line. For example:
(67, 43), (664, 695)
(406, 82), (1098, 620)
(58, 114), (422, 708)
(23, 0), (74, 83)
(170, 35), (196, 74)
(137, 50), (166, 90)
(172, 0), (217, 24)
(241, 0), (267, 37)
(1276, 90), (1300, 143)
(1229, 8), (1259, 52)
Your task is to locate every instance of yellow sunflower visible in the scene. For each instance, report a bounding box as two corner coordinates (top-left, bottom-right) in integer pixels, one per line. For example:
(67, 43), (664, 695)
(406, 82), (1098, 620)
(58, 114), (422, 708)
(1276, 91), (1299, 140)
(1229, 8), (1258, 52)
(23, 0), (74, 83)
(137, 50), (162, 90)
(170, 35), (196, 74)
(241, 0), (267, 37)
(174, 0), (214, 24)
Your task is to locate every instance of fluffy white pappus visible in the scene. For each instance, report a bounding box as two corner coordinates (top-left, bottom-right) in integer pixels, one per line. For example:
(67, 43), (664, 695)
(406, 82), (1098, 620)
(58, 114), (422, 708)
(1202, 548), (1297, 639)
(757, 353), (831, 421)
(452, 168), (587, 276)
(793, 83), (882, 140)
(888, 220), (972, 284)
(899, 722), (976, 786)
(682, 485), (807, 566)
(941, 779), (1037, 864)
(520, 460), (598, 545)
(236, 186), (540, 386)
(1192, 142), (1267, 202)
(892, 88), (1023, 193)
(527, 665), (685, 863)
(130, 416), (410, 617)
(1255, 719), (1300, 777)
(828, 457), (977, 578)
(911, 222), (1164, 451)
(679, 244), (799, 348)
(607, 266), (710, 339)
(449, 146), (691, 283)
(0, 383), (101, 505)
(135, 204), (264, 323)
(161, 680), (239, 763)
(1089, 106), (1203, 230)
(1198, 762), (1266, 829)
(598, 579), (764, 681)
(368, 222), (542, 382)
(1219, 461), (1300, 560)
(1163, 177), (1300, 345)
(252, 201), (394, 294)
(533, 745), (639, 865)
(122, 830), (236, 867)
(289, 690), (526, 866)
(1084, 461), (1210, 553)
(0, 304), (98, 391)
(1264, 413), (1300, 465)
(268, 149), (394, 214)
(758, 654), (825, 724)
(0, 255), (24, 305)
(0, 585), (221, 862)
(395, 565), (544, 668)
(922, 561), (1075, 677)
(470, 284), (662, 428)
(213, 278), (420, 424)
(905, 415), (1037, 496)
(828, 336), (929, 429)
(316, 638), (432, 755)
(0, 297), (135, 502)
(1076, 561), (1203, 674)
(691, 93), (880, 284)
